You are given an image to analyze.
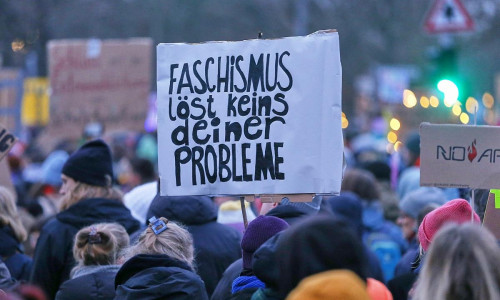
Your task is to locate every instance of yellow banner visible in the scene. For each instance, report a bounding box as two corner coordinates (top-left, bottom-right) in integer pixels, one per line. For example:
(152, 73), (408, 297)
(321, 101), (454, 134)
(22, 77), (50, 126)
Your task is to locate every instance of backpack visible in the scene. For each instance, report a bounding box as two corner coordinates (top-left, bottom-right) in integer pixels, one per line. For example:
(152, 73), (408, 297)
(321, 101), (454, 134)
(364, 232), (401, 282)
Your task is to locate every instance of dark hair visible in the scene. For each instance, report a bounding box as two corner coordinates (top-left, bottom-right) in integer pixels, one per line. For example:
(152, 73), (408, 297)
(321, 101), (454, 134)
(130, 158), (157, 183)
(341, 168), (381, 201)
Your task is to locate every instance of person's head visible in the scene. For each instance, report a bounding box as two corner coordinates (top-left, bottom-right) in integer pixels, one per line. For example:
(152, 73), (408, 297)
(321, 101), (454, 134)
(403, 131), (420, 166)
(73, 223), (129, 267)
(278, 196), (322, 215)
(397, 187), (446, 240)
(60, 139), (121, 210)
(418, 198), (480, 252)
(41, 150), (69, 187)
(286, 270), (370, 300)
(129, 158), (156, 185)
(413, 224), (500, 300)
(123, 217), (195, 269)
(0, 186), (27, 243)
(277, 215), (367, 297)
(324, 192), (363, 237)
(341, 168), (380, 201)
(241, 215), (289, 270)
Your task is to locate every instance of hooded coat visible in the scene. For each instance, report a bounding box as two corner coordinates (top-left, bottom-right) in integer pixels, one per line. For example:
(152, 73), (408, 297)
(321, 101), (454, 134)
(30, 197), (140, 299)
(0, 225), (32, 281)
(114, 254), (208, 300)
(55, 265), (121, 300)
(147, 195), (242, 297)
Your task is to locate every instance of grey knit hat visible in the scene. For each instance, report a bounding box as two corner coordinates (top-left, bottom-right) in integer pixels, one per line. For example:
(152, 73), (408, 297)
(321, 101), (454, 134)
(399, 187), (447, 219)
(280, 196), (322, 215)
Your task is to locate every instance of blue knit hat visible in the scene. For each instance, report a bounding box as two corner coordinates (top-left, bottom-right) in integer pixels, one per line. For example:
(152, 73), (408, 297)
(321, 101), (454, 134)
(62, 139), (113, 187)
(280, 196), (322, 215)
(241, 215), (289, 270)
(42, 150), (69, 186)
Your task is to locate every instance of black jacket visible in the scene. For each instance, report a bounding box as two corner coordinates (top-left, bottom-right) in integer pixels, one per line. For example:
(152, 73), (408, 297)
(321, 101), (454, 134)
(114, 254), (208, 300)
(56, 266), (120, 300)
(211, 258), (242, 300)
(147, 195), (242, 297)
(30, 197), (140, 299)
(0, 225), (32, 281)
(211, 205), (313, 300)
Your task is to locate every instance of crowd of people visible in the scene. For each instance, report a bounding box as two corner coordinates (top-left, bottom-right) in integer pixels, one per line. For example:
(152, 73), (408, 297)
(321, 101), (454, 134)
(0, 127), (497, 300)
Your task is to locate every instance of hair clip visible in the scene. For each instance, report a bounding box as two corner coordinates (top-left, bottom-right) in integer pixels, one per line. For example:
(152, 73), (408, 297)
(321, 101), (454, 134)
(149, 216), (168, 235)
(88, 226), (102, 244)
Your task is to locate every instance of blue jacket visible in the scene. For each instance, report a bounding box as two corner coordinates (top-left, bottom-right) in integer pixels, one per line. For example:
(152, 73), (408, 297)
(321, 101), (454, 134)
(0, 226), (32, 281)
(362, 201), (407, 253)
(147, 195), (242, 297)
(30, 197), (140, 299)
(115, 254), (208, 300)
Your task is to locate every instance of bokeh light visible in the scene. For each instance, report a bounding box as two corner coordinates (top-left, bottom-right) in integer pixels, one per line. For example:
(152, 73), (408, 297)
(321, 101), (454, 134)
(11, 39), (24, 52)
(387, 131), (398, 144)
(342, 116), (349, 129)
(420, 96), (430, 108)
(459, 113), (469, 124)
(465, 97), (478, 114)
(483, 93), (494, 109)
(452, 104), (462, 116)
(430, 96), (439, 107)
(403, 90), (417, 108)
(394, 141), (403, 152)
(389, 118), (401, 131)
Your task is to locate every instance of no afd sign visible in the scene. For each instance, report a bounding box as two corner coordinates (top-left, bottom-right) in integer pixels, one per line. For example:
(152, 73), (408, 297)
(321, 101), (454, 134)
(157, 30), (343, 196)
(421, 123), (500, 189)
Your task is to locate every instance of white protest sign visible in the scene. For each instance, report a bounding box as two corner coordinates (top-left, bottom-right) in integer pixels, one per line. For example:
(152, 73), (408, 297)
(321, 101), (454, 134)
(420, 123), (500, 189)
(157, 30), (343, 196)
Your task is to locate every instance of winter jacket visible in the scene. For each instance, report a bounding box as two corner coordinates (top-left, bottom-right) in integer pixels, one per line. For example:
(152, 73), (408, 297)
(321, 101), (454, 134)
(211, 259), (243, 300)
(362, 201), (408, 253)
(230, 288), (260, 300)
(114, 254), (208, 300)
(0, 225), (32, 281)
(56, 265), (121, 300)
(212, 206), (311, 300)
(394, 245), (419, 277)
(30, 197), (140, 299)
(147, 195), (242, 297)
(0, 259), (17, 290)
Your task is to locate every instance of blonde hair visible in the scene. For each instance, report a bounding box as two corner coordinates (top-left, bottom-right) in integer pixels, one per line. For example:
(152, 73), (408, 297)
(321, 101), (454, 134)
(73, 223), (129, 267)
(0, 186), (27, 242)
(60, 181), (123, 211)
(123, 217), (195, 269)
(413, 223), (500, 300)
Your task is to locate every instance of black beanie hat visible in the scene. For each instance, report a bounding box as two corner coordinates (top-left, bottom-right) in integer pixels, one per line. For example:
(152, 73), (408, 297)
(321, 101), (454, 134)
(62, 139), (113, 187)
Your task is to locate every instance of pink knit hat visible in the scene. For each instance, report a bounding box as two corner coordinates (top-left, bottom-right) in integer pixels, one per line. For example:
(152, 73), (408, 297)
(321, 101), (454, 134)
(418, 198), (480, 252)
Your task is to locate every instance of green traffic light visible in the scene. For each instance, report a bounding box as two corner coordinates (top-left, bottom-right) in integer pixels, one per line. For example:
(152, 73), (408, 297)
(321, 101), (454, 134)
(437, 79), (459, 107)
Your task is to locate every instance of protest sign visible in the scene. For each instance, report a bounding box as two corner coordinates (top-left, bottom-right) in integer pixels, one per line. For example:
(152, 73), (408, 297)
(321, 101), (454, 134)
(0, 123), (16, 161)
(41, 38), (152, 148)
(157, 30), (343, 196)
(420, 123), (500, 189)
(0, 69), (23, 136)
(0, 158), (15, 195)
(482, 191), (500, 240)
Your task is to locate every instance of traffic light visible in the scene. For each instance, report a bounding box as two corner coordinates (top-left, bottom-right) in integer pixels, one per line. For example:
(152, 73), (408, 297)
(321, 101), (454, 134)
(437, 79), (459, 106)
(432, 46), (468, 105)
